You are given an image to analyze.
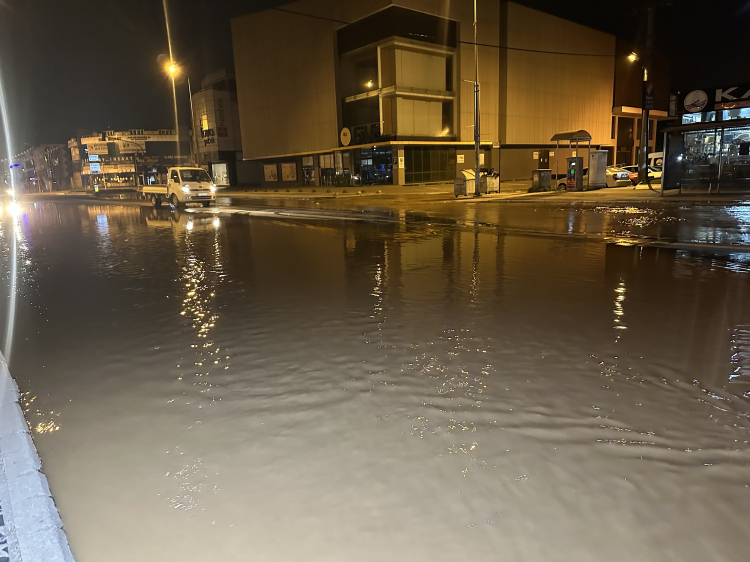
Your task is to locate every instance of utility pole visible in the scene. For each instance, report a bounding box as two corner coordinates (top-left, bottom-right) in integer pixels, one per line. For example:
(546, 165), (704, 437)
(473, 0), (481, 196)
(637, 3), (655, 187)
(188, 76), (198, 167)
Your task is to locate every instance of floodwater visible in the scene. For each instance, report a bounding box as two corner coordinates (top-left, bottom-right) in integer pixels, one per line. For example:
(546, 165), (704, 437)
(1, 200), (749, 561)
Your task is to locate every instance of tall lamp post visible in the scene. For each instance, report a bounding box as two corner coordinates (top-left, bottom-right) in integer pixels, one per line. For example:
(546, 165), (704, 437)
(167, 62), (181, 164)
(473, 0), (481, 196)
(165, 62), (198, 167)
(637, 4), (656, 188)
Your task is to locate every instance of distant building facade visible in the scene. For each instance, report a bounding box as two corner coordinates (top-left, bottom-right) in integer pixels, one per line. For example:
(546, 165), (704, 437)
(230, 1), (669, 187)
(68, 129), (190, 190)
(661, 81), (750, 193)
(10, 144), (72, 192)
(190, 70), (243, 186)
(612, 40), (671, 166)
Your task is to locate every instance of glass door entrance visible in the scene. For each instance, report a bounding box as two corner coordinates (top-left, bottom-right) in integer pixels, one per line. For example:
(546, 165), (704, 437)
(359, 147), (393, 185)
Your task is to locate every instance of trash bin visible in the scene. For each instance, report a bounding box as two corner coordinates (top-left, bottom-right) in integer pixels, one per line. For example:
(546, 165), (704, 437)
(484, 173), (500, 193)
(531, 169), (551, 191)
(454, 169), (477, 197)
(476, 173), (488, 195)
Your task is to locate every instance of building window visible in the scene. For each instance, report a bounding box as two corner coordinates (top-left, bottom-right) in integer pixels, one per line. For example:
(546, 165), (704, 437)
(404, 147), (455, 183)
(302, 156), (316, 186)
(359, 147), (392, 185)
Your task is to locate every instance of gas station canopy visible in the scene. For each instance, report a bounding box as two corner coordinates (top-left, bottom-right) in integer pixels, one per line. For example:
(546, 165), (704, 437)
(550, 130), (592, 142)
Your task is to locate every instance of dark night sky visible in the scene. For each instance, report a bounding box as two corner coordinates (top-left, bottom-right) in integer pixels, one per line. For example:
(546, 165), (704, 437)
(0, 0), (749, 154)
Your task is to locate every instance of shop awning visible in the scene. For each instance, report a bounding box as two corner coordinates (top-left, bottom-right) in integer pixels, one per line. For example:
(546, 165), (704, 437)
(550, 130), (592, 142)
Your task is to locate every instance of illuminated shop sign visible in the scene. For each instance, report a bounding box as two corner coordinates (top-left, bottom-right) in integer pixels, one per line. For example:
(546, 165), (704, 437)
(679, 83), (750, 114)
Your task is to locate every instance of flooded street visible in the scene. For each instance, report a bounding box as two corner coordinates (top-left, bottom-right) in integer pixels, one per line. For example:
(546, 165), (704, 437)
(1, 200), (749, 561)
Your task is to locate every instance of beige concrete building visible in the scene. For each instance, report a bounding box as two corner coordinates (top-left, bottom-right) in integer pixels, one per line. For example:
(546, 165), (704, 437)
(190, 70), (243, 186)
(231, 0), (665, 187)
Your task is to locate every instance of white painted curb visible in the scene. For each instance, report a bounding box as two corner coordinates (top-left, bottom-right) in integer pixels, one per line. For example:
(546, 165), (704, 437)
(0, 354), (74, 562)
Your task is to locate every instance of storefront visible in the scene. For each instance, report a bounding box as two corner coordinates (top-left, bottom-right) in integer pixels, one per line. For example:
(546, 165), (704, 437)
(248, 142), (494, 189)
(663, 83), (750, 193)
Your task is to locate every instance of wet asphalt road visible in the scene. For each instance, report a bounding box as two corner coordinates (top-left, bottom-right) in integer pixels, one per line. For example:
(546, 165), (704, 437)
(0, 199), (749, 561)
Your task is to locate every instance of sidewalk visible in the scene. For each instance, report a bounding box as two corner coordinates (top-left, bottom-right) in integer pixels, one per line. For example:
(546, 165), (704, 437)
(0, 355), (74, 562)
(220, 182), (749, 206)
(19, 183), (750, 207)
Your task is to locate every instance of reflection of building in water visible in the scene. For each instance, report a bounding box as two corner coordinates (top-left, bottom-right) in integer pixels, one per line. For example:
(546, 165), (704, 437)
(730, 324), (750, 388)
(604, 242), (750, 387)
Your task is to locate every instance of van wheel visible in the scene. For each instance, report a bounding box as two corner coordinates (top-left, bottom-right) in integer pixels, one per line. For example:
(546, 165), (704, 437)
(202, 201), (211, 207)
(170, 193), (180, 207)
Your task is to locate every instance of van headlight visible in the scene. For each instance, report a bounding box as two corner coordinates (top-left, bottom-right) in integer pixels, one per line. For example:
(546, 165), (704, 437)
(181, 185), (190, 193)
(210, 184), (217, 193)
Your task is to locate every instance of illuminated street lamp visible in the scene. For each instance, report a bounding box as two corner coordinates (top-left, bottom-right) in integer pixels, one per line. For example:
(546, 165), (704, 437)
(164, 61), (198, 166)
(627, 52), (639, 62)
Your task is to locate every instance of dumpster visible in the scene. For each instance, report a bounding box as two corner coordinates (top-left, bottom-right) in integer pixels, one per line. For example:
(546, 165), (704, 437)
(484, 172), (500, 193)
(454, 169), (476, 197)
(476, 170), (488, 195)
(531, 169), (551, 191)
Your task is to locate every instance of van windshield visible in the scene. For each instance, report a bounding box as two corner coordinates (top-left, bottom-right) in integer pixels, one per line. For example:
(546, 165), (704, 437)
(180, 169), (212, 183)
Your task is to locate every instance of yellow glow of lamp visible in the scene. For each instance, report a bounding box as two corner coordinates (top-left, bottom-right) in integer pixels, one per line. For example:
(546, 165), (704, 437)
(627, 52), (639, 62)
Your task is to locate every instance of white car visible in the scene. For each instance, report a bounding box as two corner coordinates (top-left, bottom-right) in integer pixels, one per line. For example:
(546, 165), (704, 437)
(557, 166), (632, 189)
(620, 165), (662, 185)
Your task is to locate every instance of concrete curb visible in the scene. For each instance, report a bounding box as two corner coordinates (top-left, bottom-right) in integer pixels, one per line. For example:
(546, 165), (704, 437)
(0, 354), (74, 562)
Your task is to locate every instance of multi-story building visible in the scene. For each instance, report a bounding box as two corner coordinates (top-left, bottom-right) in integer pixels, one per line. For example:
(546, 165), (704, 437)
(190, 70), (243, 186)
(230, 0), (670, 188)
(68, 129), (190, 190)
(11, 144), (72, 192)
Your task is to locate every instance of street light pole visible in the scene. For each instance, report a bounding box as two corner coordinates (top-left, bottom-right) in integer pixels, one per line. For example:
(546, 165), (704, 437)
(128, 140), (145, 188)
(162, 0), (181, 164)
(188, 76), (198, 166)
(637, 4), (655, 188)
(473, 0), (481, 196)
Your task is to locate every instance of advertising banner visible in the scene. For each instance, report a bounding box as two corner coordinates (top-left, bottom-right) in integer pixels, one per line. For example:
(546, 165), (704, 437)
(86, 142), (109, 155)
(678, 83), (750, 115)
(118, 141), (143, 154)
(281, 162), (297, 182)
(263, 164), (278, 182)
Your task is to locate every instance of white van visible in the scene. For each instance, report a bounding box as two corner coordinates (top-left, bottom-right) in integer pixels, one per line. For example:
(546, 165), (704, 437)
(142, 167), (217, 208)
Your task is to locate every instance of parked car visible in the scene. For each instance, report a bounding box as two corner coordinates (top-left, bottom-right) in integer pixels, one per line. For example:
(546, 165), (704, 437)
(620, 165), (662, 185)
(556, 166), (632, 189)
